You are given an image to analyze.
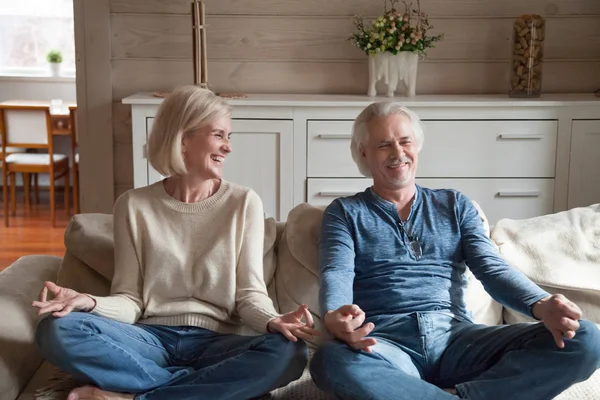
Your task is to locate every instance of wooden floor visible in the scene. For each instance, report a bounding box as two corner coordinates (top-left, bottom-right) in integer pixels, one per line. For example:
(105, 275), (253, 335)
(0, 190), (70, 271)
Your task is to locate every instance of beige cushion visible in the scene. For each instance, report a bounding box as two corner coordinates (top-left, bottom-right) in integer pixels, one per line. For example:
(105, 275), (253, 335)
(17, 361), (60, 400)
(62, 214), (114, 281)
(57, 252), (111, 297)
(0, 255), (61, 400)
(263, 217), (279, 311)
(275, 203), (325, 345)
(466, 200), (502, 325)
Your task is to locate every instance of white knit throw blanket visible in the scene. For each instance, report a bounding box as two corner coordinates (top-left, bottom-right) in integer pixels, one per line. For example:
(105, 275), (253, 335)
(489, 204), (600, 400)
(491, 203), (600, 300)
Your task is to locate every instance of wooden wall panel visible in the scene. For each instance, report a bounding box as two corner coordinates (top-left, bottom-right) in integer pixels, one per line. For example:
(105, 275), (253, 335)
(75, 0), (114, 213)
(115, 184), (133, 201)
(114, 142), (134, 186)
(111, 15), (600, 62)
(110, 0), (600, 17)
(112, 59), (600, 100)
(108, 0), (600, 196)
(112, 102), (132, 144)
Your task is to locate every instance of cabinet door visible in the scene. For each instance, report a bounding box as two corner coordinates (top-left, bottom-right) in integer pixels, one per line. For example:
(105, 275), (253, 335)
(148, 119), (294, 221)
(146, 117), (162, 186)
(225, 119), (294, 221)
(568, 120), (600, 209)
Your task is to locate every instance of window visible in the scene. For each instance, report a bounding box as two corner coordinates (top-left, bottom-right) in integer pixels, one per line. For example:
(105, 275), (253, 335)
(0, 0), (75, 77)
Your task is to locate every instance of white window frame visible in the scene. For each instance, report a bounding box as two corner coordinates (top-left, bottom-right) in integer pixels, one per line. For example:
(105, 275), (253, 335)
(0, 0), (76, 79)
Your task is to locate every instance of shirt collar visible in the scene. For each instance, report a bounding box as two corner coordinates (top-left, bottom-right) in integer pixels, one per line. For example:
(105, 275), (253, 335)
(367, 184), (422, 220)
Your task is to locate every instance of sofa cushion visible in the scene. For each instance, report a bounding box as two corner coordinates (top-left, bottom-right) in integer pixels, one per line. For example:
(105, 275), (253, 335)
(0, 256), (61, 400)
(275, 203), (325, 344)
(63, 213), (114, 281)
(57, 252), (111, 297)
(17, 361), (61, 400)
(264, 217), (279, 311)
(275, 201), (503, 344)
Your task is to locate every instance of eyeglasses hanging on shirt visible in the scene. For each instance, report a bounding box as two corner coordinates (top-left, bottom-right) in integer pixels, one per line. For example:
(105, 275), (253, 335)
(398, 219), (422, 260)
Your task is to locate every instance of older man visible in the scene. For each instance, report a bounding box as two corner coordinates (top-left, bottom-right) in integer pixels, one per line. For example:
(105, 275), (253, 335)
(309, 101), (600, 400)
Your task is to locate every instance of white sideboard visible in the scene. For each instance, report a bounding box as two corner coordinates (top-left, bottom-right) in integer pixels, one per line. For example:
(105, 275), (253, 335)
(123, 93), (600, 224)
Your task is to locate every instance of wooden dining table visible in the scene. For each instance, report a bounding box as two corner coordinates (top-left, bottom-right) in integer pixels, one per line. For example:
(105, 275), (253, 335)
(0, 100), (77, 136)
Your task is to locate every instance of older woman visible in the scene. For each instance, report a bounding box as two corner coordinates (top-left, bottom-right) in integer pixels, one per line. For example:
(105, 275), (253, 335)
(32, 86), (316, 400)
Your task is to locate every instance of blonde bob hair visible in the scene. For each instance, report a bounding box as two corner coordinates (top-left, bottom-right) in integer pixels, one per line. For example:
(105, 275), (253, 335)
(147, 85), (232, 177)
(350, 101), (425, 177)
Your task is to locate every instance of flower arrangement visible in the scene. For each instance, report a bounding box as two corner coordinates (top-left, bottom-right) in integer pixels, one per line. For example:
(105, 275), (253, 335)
(349, 0), (443, 58)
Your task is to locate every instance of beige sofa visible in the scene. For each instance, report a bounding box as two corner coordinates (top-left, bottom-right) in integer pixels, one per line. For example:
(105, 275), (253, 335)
(1, 202), (599, 400)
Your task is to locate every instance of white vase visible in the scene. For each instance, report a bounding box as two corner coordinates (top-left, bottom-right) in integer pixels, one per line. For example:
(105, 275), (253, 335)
(49, 63), (61, 77)
(367, 52), (419, 97)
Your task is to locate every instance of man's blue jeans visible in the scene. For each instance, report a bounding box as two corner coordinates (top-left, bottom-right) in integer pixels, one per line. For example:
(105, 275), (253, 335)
(35, 312), (308, 399)
(310, 312), (600, 400)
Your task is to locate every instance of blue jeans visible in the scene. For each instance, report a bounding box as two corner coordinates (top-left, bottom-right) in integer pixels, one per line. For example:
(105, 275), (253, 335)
(35, 312), (308, 399)
(310, 312), (600, 400)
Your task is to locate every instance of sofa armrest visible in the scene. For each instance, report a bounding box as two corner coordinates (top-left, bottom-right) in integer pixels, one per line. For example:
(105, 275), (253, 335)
(0, 255), (61, 400)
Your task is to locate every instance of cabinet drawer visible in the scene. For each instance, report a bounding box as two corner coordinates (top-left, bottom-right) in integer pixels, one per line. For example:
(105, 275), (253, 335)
(307, 120), (357, 177)
(307, 178), (554, 225)
(307, 120), (557, 178)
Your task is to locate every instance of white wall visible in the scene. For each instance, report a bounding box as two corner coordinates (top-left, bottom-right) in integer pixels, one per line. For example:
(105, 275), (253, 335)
(0, 78), (76, 102)
(0, 77), (77, 187)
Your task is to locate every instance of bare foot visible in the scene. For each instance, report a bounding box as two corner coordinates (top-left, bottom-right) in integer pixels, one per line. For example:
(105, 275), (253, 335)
(443, 388), (458, 395)
(67, 386), (135, 400)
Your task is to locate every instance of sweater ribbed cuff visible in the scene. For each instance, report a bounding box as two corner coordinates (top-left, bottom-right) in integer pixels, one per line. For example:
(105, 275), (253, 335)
(244, 307), (281, 334)
(88, 295), (139, 324)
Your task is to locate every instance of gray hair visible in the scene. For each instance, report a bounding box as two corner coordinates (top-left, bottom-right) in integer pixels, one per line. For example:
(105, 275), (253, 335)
(350, 101), (425, 177)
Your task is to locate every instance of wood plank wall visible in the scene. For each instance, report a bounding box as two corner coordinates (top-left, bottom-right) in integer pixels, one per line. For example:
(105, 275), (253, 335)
(110, 0), (600, 197)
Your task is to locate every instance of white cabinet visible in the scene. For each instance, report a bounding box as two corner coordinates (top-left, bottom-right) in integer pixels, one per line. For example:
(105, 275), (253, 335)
(307, 178), (554, 225)
(143, 117), (293, 221)
(123, 93), (600, 222)
(568, 120), (600, 209)
(307, 119), (558, 178)
(305, 118), (559, 224)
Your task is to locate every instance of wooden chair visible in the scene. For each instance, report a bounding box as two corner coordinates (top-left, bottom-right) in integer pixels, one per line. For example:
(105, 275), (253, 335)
(0, 105), (70, 227)
(0, 145), (33, 217)
(68, 105), (79, 214)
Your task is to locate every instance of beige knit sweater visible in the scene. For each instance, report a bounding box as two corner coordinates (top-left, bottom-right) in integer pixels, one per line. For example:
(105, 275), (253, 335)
(89, 179), (280, 334)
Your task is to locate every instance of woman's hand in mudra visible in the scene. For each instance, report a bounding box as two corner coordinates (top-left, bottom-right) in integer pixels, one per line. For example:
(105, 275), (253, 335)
(268, 304), (320, 342)
(32, 281), (96, 318)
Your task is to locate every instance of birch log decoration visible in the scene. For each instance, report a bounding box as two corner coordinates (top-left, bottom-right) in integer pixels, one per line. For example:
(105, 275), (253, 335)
(191, 0), (208, 89)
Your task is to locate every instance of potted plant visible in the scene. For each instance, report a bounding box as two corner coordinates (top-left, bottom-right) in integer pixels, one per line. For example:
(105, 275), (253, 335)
(349, 0), (443, 97)
(46, 50), (63, 77)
